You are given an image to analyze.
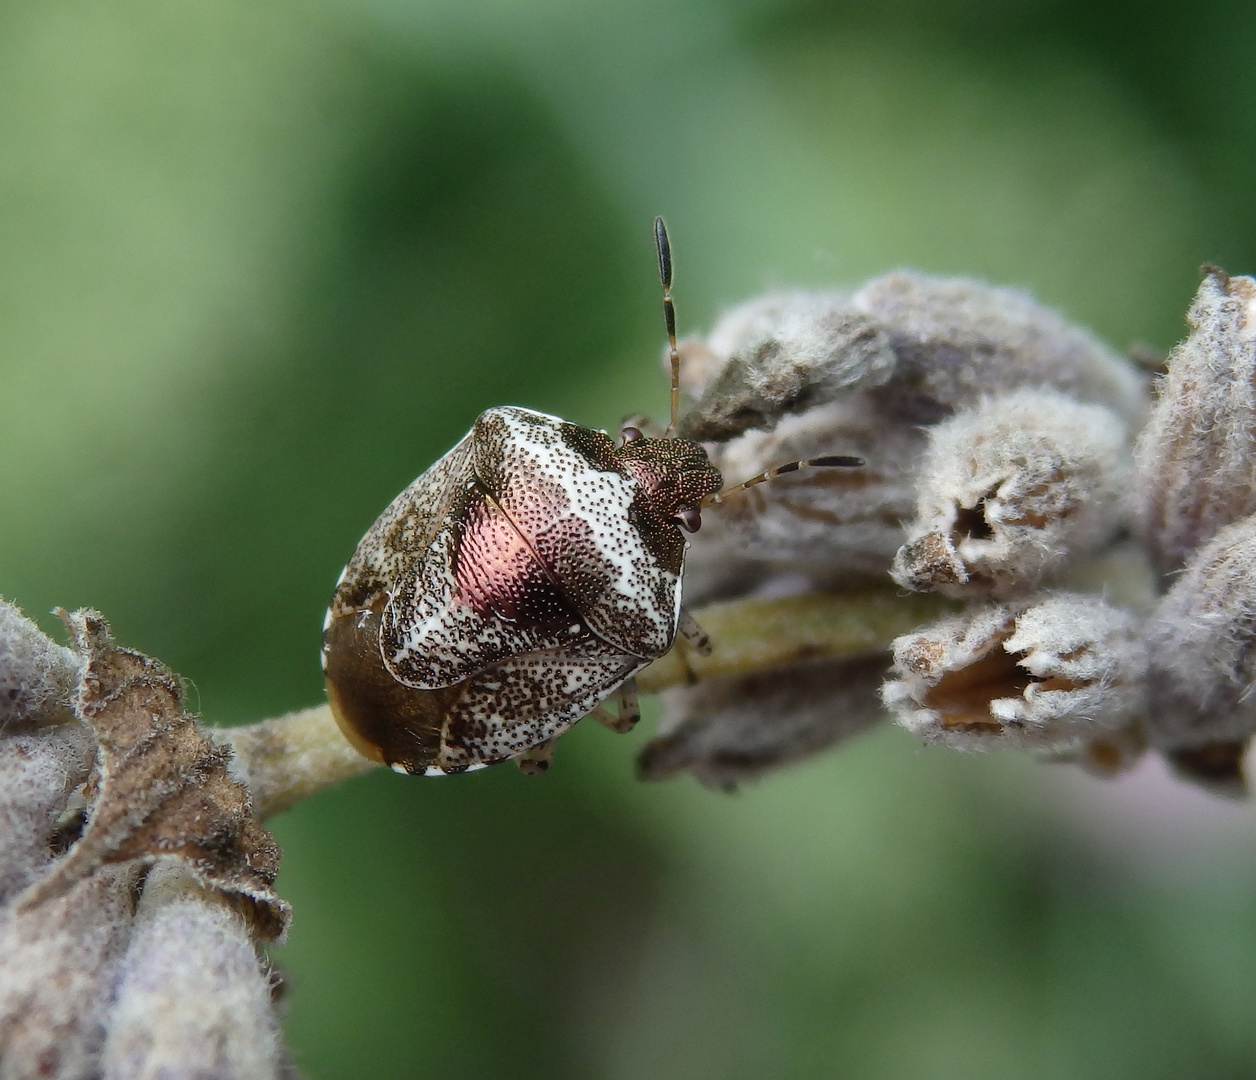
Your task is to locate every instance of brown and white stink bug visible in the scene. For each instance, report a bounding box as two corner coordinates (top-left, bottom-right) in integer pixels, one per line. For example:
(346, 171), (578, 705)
(322, 219), (861, 775)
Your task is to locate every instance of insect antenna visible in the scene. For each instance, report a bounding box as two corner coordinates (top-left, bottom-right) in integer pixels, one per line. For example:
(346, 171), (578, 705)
(655, 216), (682, 437)
(701, 455), (865, 508)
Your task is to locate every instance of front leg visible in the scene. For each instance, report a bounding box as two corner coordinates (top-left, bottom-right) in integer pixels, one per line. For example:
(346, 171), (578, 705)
(664, 609), (712, 686)
(677, 608), (712, 656)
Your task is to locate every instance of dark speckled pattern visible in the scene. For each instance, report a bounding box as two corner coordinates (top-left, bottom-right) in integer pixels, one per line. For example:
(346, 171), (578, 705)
(321, 406), (722, 773)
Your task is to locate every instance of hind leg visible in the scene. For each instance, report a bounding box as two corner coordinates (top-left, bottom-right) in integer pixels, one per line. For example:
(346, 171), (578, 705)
(590, 679), (641, 734)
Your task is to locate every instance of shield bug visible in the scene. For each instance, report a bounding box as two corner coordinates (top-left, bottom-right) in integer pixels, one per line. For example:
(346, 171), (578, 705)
(322, 218), (862, 775)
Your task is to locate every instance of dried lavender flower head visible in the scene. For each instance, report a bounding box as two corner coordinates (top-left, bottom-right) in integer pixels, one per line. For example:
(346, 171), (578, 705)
(656, 270), (1152, 784)
(1136, 268), (1256, 575)
(882, 594), (1147, 754)
(891, 389), (1133, 596)
(676, 273), (1146, 602)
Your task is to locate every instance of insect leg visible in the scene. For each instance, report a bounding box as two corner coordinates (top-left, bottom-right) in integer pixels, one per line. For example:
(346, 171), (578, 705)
(676, 608), (712, 657)
(590, 679), (641, 734)
(514, 738), (558, 775)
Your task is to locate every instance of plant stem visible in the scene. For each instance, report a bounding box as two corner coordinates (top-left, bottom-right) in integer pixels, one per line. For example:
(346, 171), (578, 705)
(222, 705), (378, 820)
(222, 585), (957, 818)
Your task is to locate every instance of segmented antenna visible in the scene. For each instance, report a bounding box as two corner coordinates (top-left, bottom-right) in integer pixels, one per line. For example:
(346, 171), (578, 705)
(655, 216), (681, 437)
(701, 455), (865, 508)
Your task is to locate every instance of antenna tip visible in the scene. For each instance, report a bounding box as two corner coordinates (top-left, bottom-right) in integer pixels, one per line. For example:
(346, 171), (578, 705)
(654, 218), (672, 287)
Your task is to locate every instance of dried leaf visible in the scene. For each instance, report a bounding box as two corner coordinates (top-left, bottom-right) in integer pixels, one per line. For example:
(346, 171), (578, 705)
(18, 610), (289, 941)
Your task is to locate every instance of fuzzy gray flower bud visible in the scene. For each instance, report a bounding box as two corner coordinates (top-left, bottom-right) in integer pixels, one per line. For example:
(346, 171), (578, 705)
(639, 654), (887, 788)
(684, 397), (925, 599)
(0, 725), (95, 904)
(0, 867), (139, 1080)
(850, 271), (1147, 424)
(0, 601), (81, 731)
(676, 274), (1146, 602)
(891, 390), (1132, 595)
(102, 860), (282, 1080)
(1143, 513), (1256, 792)
(882, 594), (1147, 753)
(1136, 268), (1256, 575)
(679, 272), (1145, 442)
(676, 291), (896, 442)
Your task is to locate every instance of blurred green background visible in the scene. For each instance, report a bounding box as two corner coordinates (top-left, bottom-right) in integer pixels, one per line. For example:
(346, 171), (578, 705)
(5, 0), (1256, 1076)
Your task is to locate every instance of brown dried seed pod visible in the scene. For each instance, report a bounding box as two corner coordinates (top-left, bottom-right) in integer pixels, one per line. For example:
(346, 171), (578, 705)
(639, 654), (888, 789)
(1144, 513), (1256, 792)
(882, 594), (1147, 753)
(891, 389), (1132, 596)
(1136, 268), (1256, 575)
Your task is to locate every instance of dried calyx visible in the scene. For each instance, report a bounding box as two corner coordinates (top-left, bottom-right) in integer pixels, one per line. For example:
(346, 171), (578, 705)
(1132, 270), (1256, 794)
(1136, 268), (1256, 577)
(881, 594), (1146, 755)
(891, 389), (1132, 595)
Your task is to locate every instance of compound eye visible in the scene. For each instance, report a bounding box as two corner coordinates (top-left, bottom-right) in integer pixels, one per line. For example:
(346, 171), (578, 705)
(620, 425), (644, 445)
(676, 507), (702, 533)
